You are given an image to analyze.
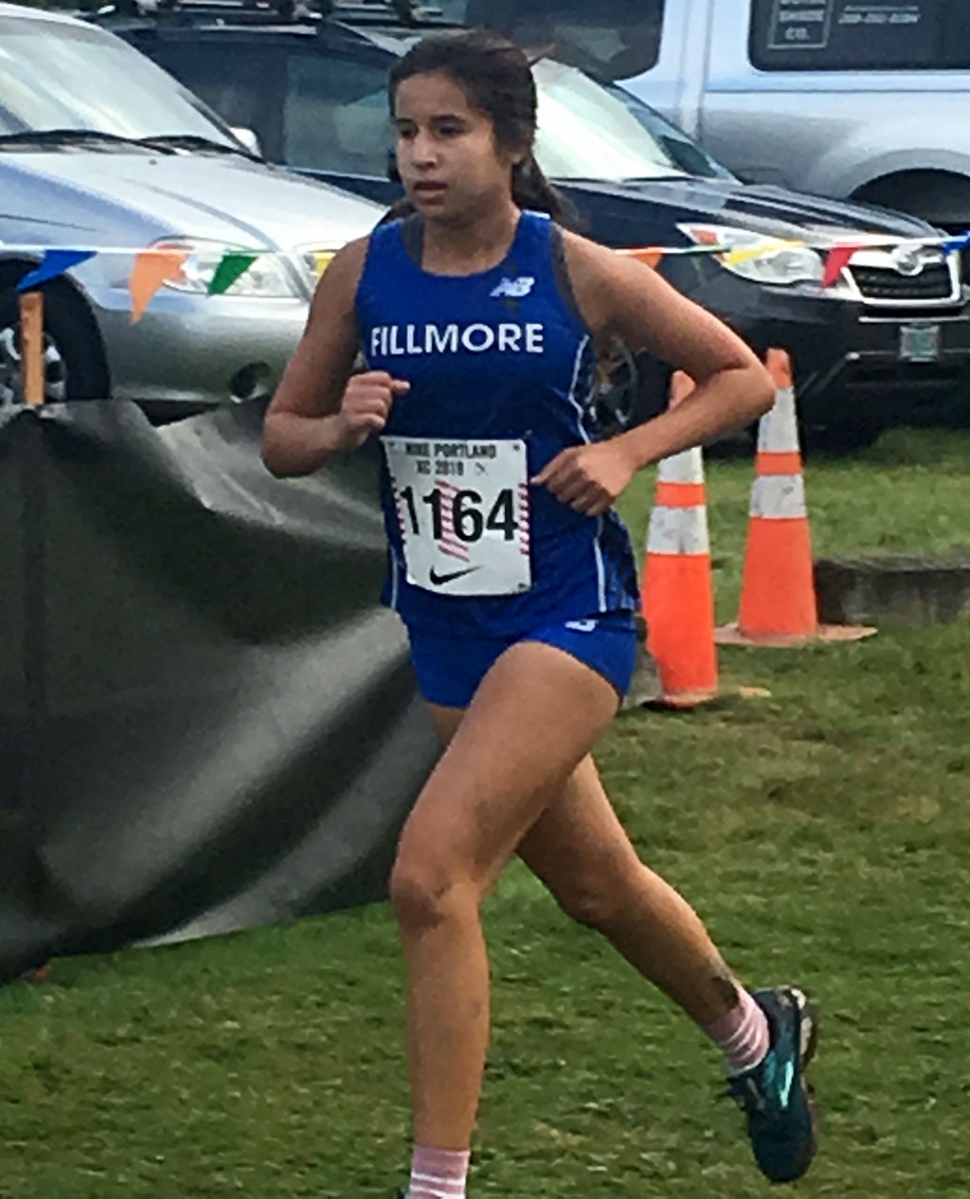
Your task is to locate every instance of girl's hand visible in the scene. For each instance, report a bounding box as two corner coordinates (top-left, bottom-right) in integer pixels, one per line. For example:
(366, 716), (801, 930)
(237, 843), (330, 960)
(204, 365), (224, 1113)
(332, 371), (410, 450)
(532, 440), (638, 516)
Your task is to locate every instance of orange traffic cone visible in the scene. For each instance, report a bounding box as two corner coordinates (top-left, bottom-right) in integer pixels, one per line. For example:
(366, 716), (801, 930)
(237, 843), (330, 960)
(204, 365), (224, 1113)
(641, 372), (718, 706)
(717, 349), (876, 647)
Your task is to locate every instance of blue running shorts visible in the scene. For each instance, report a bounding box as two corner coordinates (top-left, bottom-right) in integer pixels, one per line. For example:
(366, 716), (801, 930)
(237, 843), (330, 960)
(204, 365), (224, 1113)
(405, 610), (639, 709)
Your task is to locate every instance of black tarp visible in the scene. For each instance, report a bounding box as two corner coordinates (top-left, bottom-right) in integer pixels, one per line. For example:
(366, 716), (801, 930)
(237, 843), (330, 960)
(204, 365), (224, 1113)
(0, 399), (439, 983)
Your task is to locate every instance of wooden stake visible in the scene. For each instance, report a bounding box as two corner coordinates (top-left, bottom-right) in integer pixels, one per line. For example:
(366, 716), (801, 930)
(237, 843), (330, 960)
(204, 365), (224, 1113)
(18, 291), (45, 406)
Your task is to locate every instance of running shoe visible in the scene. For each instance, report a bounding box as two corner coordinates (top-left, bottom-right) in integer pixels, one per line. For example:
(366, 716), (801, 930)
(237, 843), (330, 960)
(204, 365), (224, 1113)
(727, 985), (819, 1183)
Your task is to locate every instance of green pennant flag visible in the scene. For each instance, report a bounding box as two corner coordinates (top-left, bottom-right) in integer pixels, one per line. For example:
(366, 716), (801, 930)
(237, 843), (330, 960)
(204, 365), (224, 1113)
(208, 250), (260, 295)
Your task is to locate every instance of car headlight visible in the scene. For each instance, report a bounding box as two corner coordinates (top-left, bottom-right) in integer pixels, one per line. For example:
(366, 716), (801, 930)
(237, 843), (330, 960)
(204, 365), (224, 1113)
(153, 238), (302, 298)
(678, 224), (824, 286)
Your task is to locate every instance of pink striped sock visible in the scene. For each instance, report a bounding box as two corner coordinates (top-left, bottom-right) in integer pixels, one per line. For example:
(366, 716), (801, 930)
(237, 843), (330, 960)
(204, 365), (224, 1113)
(702, 988), (771, 1076)
(408, 1145), (470, 1199)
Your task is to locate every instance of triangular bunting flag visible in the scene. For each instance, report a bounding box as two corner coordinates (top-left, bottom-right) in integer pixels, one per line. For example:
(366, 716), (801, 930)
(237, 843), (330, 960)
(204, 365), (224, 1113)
(622, 247), (664, 269)
(942, 230), (970, 255)
(208, 251), (260, 296)
(822, 244), (862, 288)
(719, 238), (804, 269)
(312, 251), (336, 279)
(129, 248), (189, 323)
(16, 249), (96, 293)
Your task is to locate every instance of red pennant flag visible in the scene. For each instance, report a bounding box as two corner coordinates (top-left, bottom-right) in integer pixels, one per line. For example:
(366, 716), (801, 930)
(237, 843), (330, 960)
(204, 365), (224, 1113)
(822, 244), (862, 288)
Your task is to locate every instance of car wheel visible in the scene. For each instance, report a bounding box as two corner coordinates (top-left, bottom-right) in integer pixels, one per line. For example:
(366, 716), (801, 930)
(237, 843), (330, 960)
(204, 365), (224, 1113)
(0, 277), (109, 407)
(593, 343), (671, 436)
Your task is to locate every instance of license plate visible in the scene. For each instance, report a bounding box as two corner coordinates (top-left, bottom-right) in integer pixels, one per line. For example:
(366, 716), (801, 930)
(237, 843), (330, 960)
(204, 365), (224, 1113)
(899, 322), (941, 363)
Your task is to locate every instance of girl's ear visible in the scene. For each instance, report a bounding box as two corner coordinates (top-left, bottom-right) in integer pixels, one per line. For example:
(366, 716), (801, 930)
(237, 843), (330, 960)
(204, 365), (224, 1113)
(503, 140), (531, 169)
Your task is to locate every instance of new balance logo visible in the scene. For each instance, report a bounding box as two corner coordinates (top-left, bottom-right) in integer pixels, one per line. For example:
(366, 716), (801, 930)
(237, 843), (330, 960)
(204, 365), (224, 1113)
(564, 619), (598, 633)
(490, 276), (535, 299)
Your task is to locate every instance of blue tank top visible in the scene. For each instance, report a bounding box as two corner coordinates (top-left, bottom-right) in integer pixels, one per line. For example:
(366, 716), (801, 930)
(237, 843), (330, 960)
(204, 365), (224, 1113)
(355, 210), (639, 636)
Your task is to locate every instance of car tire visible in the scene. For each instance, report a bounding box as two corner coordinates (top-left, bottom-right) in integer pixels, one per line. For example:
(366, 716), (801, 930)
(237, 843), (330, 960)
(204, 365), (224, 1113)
(0, 275), (110, 407)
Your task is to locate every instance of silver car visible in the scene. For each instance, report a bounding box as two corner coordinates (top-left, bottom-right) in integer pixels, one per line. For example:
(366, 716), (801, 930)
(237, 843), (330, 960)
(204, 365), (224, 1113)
(0, 2), (385, 410)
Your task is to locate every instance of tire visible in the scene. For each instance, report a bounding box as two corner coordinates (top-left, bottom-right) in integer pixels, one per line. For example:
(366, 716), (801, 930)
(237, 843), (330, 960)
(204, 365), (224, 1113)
(0, 274), (110, 407)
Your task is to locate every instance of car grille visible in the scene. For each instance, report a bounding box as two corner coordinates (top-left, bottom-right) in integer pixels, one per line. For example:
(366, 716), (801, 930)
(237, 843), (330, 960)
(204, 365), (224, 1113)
(850, 263), (955, 302)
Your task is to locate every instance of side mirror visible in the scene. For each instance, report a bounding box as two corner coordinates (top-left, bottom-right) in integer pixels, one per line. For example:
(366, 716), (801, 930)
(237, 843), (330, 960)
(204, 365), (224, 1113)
(231, 127), (262, 157)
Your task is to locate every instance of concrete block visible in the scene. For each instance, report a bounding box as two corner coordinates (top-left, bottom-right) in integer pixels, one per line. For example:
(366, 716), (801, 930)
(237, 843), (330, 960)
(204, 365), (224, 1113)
(814, 554), (970, 626)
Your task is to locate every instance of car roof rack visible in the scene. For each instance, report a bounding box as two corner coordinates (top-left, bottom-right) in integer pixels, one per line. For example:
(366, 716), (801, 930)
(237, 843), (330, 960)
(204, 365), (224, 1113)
(92, 0), (447, 26)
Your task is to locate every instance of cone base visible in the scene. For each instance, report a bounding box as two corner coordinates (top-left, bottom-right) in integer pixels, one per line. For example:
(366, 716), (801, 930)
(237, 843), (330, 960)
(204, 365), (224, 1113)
(632, 683), (773, 712)
(644, 687), (719, 711)
(715, 622), (877, 647)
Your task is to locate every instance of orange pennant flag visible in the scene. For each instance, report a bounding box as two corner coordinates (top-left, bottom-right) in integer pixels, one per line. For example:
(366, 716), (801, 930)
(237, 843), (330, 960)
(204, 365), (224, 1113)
(621, 246), (664, 269)
(129, 248), (189, 323)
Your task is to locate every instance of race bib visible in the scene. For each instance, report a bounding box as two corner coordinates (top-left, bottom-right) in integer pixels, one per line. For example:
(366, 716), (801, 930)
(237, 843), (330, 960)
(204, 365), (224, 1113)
(382, 437), (532, 596)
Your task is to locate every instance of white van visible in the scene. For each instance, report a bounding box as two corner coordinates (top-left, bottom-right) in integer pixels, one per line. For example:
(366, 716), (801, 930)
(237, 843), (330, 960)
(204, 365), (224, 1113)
(454, 0), (970, 230)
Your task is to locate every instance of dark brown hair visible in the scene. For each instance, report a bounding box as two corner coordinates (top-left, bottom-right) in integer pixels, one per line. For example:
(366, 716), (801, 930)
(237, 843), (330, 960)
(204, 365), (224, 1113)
(386, 29), (569, 222)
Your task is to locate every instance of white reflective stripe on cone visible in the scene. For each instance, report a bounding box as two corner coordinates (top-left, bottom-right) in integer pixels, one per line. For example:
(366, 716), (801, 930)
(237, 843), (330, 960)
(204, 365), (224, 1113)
(657, 446), (704, 485)
(757, 387), (799, 454)
(647, 505), (711, 555)
(749, 474), (807, 520)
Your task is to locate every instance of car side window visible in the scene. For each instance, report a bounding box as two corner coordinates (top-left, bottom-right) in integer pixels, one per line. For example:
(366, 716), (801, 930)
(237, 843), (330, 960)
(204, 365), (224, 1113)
(749, 0), (970, 71)
(283, 53), (391, 176)
(440, 1), (664, 82)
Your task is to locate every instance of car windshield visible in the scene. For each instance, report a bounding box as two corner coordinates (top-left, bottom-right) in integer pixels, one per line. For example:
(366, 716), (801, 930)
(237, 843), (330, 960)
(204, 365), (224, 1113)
(281, 49), (730, 184)
(534, 59), (721, 182)
(602, 82), (736, 183)
(0, 14), (238, 146)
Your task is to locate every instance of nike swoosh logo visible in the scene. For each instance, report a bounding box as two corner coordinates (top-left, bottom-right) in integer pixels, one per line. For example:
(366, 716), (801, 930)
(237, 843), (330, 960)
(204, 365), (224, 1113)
(429, 565), (480, 586)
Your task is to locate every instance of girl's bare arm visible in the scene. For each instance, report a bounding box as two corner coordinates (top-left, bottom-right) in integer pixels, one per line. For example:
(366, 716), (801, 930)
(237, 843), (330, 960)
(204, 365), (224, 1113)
(262, 237), (379, 478)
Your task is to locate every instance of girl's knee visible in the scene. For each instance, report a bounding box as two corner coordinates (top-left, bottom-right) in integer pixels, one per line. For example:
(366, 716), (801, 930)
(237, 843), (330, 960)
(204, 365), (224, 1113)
(389, 856), (480, 936)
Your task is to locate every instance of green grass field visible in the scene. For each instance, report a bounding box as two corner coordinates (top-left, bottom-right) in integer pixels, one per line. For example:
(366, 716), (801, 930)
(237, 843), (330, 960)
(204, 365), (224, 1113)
(2, 430), (970, 1198)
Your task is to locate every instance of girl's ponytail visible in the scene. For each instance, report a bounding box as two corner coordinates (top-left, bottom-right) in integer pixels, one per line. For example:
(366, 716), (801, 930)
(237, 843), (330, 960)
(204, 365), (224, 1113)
(511, 151), (569, 222)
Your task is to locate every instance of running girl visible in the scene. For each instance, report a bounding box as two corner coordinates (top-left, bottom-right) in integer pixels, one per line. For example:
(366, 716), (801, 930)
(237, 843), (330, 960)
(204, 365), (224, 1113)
(262, 29), (819, 1195)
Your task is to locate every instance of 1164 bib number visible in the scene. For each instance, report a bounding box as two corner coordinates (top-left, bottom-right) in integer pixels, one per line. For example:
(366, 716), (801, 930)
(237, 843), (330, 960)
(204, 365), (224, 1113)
(382, 437), (532, 596)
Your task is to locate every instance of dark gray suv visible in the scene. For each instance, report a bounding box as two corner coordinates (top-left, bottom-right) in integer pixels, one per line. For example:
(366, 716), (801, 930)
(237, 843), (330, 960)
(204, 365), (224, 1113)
(92, 0), (970, 448)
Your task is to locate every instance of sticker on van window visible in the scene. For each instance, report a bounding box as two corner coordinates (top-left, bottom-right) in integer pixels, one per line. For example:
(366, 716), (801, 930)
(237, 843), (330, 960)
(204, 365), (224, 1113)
(768, 0), (836, 50)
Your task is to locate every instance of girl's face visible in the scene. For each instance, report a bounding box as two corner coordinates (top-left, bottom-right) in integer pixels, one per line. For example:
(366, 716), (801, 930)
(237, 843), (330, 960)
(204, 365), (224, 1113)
(393, 71), (522, 222)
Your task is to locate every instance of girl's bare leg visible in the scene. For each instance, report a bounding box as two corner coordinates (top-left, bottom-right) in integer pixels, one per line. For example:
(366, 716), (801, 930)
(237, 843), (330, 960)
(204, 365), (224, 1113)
(390, 641), (619, 1150)
(424, 719), (743, 1031)
(516, 755), (742, 1026)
